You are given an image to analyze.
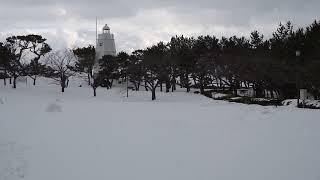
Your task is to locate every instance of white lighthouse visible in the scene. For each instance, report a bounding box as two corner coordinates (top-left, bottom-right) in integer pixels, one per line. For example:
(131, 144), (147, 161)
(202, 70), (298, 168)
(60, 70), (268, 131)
(95, 24), (116, 60)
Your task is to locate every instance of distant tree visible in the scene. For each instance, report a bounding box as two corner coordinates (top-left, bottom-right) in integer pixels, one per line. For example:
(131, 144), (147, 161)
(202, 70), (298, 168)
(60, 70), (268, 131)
(142, 42), (168, 100)
(27, 35), (51, 85)
(192, 35), (220, 94)
(116, 51), (130, 82)
(168, 36), (194, 92)
(219, 35), (251, 95)
(91, 71), (100, 97)
(248, 30), (271, 97)
(0, 42), (13, 85)
(45, 49), (77, 92)
(73, 45), (95, 85)
(5, 35), (33, 88)
(127, 50), (144, 90)
(250, 30), (264, 49)
(301, 20), (320, 98)
(270, 21), (294, 60)
(99, 55), (119, 89)
(269, 21), (302, 99)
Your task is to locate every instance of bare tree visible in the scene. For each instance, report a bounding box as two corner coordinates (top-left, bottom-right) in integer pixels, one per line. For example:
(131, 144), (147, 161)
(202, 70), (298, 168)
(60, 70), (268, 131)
(45, 49), (76, 92)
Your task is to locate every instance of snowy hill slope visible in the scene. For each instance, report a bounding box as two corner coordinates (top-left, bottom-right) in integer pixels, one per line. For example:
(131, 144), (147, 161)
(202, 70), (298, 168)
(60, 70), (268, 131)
(1, 77), (320, 180)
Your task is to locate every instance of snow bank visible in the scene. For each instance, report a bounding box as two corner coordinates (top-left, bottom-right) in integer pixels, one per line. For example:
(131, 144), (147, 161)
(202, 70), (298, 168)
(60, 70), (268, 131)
(303, 99), (320, 109)
(282, 99), (320, 109)
(230, 96), (242, 100)
(211, 92), (229, 99)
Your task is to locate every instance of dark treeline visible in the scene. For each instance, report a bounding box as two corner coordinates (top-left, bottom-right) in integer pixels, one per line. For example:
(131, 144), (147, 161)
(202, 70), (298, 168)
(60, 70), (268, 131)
(1, 20), (320, 101)
(84, 20), (320, 100)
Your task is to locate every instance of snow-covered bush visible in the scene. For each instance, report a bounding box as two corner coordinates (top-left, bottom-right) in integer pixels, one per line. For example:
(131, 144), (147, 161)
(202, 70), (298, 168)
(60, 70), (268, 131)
(298, 100), (320, 109)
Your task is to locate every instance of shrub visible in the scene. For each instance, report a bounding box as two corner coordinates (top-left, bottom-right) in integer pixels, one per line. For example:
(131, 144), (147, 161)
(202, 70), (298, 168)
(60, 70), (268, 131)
(228, 97), (283, 106)
(298, 100), (320, 109)
(205, 92), (283, 106)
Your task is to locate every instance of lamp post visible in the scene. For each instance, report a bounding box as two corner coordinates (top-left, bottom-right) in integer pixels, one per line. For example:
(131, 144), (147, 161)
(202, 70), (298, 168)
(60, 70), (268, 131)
(125, 59), (129, 98)
(296, 50), (301, 107)
(126, 75), (129, 98)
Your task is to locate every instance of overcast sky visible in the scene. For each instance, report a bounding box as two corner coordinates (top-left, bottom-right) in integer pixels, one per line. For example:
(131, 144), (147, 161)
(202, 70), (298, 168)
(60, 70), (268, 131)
(0, 0), (319, 52)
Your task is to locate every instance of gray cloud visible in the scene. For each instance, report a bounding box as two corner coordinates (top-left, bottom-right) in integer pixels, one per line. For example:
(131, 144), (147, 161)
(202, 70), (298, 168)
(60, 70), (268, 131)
(0, 0), (319, 53)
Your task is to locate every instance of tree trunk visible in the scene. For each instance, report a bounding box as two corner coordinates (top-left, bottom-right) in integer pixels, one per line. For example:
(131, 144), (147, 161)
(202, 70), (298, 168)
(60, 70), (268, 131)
(93, 87), (96, 97)
(108, 79), (112, 88)
(185, 73), (190, 92)
(297, 89), (300, 107)
(160, 82), (163, 92)
(166, 81), (170, 93)
(200, 83), (205, 94)
(134, 82), (140, 91)
(199, 77), (205, 94)
(13, 76), (17, 88)
(172, 80), (176, 92)
(231, 83), (237, 96)
(88, 73), (91, 85)
(152, 88), (156, 100)
(145, 81), (148, 91)
(61, 76), (66, 92)
(3, 69), (7, 86)
(33, 76), (36, 86)
(193, 77), (197, 86)
(9, 77), (12, 84)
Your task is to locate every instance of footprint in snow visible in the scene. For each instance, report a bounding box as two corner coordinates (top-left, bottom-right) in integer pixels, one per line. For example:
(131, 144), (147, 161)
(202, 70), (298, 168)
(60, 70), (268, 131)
(0, 97), (7, 104)
(45, 103), (62, 112)
(0, 142), (28, 180)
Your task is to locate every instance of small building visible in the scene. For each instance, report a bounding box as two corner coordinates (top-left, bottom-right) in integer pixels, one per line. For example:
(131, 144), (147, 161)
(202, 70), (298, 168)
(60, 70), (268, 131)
(0, 65), (5, 71)
(264, 90), (280, 99)
(300, 89), (315, 100)
(0, 66), (5, 76)
(237, 88), (255, 97)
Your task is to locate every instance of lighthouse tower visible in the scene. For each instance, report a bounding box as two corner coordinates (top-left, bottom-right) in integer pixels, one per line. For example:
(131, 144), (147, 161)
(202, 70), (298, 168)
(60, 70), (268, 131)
(96, 24), (116, 61)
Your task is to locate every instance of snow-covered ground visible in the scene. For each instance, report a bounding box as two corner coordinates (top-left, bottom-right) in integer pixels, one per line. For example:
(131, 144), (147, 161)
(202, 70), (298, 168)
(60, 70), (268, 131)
(1, 77), (320, 180)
